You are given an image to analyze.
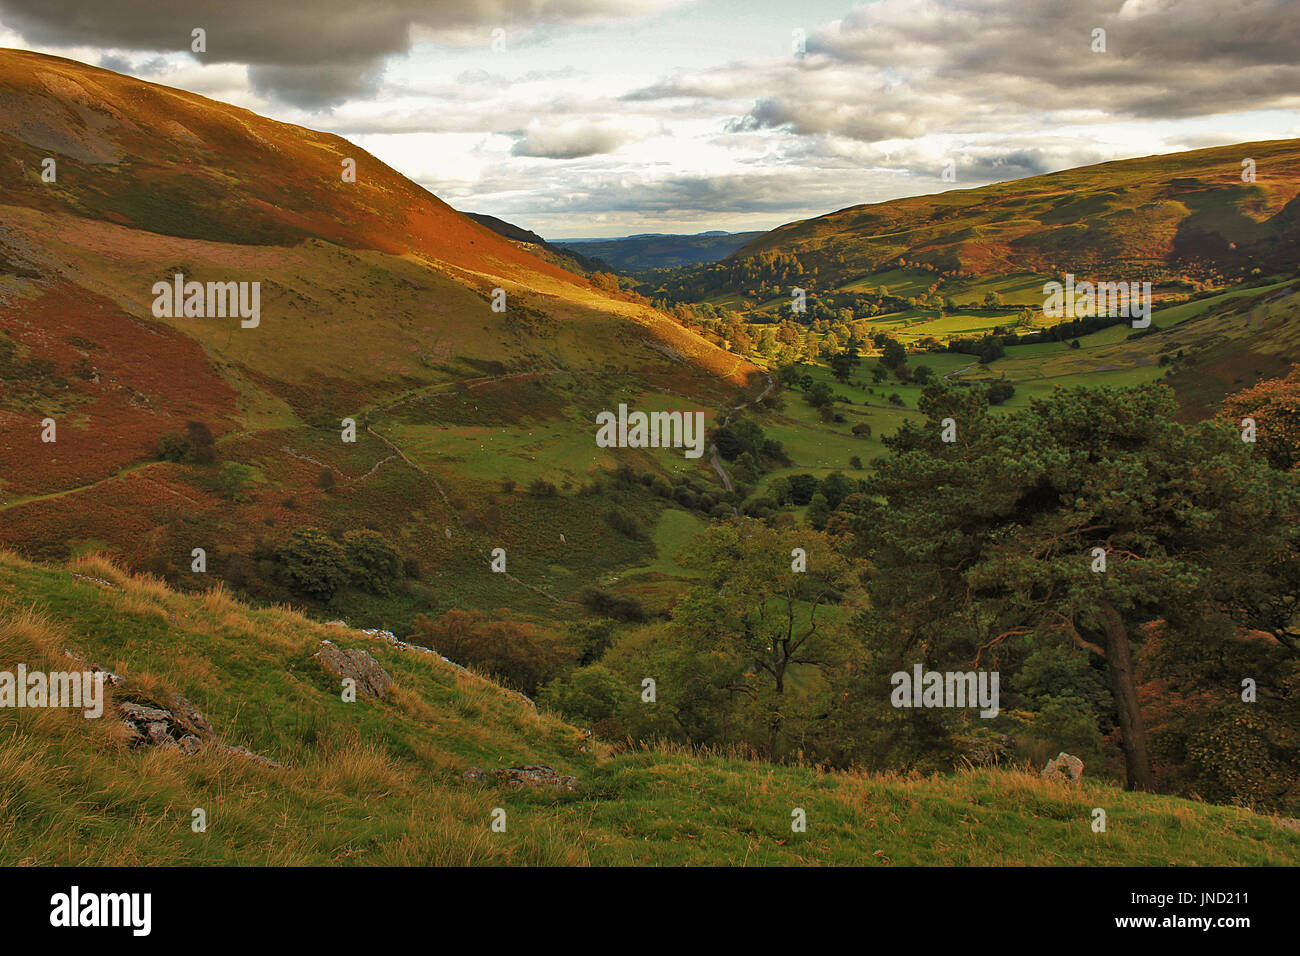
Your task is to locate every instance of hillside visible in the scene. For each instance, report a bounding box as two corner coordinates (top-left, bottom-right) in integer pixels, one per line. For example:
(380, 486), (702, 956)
(732, 139), (1300, 286)
(0, 50), (759, 624)
(3, 548), (1297, 866)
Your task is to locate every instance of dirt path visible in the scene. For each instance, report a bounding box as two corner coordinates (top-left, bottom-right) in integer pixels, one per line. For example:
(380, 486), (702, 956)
(944, 362), (977, 380)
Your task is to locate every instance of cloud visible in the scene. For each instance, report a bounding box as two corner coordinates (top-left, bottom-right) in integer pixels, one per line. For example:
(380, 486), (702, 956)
(0, 0), (683, 108)
(511, 118), (655, 158)
(631, 0), (1300, 144)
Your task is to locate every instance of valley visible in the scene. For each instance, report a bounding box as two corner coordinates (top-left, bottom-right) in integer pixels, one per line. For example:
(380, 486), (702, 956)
(1, 48), (1298, 869)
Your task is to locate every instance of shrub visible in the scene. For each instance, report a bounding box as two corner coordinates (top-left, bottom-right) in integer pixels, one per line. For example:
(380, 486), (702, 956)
(528, 478), (559, 497)
(276, 528), (349, 600)
(342, 529), (402, 594)
(605, 508), (645, 540)
(218, 462), (258, 502)
(579, 587), (647, 622)
(410, 610), (575, 696)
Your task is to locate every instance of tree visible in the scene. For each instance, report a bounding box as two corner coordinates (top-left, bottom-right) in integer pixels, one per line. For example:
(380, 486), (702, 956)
(818, 471), (855, 510)
(881, 339), (908, 370)
(670, 521), (855, 756)
(829, 346), (861, 383)
(855, 383), (1299, 792)
(1220, 364), (1300, 472)
(185, 421), (216, 464)
(277, 527), (349, 600)
(806, 492), (831, 530)
(805, 382), (835, 409)
(787, 473), (819, 506)
(217, 462), (257, 502)
(342, 529), (402, 594)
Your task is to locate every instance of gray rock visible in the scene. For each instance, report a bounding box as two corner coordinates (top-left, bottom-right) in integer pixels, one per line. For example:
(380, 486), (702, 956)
(166, 692), (214, 739)
(312, 640), (394, 699)
(463, 766), (488, 782)
(217, 743), (284, 769)
(1042, 751), (1085, 786)
(490, 765), (579, 792)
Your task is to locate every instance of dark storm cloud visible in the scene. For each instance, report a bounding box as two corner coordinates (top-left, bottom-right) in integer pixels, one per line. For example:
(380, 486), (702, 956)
(0, 0), (678, 108)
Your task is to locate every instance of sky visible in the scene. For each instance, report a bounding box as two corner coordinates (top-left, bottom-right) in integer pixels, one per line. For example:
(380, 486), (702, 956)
(1, 0), (1298, 238)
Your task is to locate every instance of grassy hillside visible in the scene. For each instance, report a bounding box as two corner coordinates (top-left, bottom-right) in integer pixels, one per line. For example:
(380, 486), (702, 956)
(0, 50), (761, 625)
(2, 548), (1297, 866)
(734, 138), (1300, 286)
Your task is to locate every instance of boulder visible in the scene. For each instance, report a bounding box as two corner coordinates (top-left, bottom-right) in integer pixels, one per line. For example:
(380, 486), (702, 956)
(489, 765), (579, 792)
(954, 731), (1015, 767)
(119, 701), (202, 754)
(312, 640), (394, 699)
(1041, 751), (1084, 786)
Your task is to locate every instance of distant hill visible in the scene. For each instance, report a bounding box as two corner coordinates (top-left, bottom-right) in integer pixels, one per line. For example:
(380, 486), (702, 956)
(463, 211), (611, 275)
(555, 231), (766, 271)
(730, 139), (1300, 286)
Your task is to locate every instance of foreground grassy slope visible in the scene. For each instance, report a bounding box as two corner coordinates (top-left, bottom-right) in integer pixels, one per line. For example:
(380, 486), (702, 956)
(2, 550), (1296, 866)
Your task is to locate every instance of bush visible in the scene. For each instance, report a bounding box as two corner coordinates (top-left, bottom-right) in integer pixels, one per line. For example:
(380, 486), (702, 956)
(528, 478), (559, 497)
(986, 380), (1015, 405)
(276, 528), (349, 600)
(343, 529), (402, 594)
(605, 508), (645, 540)
(157, 432), (190, 463)
(851, 423), (872, 439)
(218, 462), (258, 502)
(410, 610), (575, 696)
(579, 587), (647, 622)
(156, 421), (217, 464)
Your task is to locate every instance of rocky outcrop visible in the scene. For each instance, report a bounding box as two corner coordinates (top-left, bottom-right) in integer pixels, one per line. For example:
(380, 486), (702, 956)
(463, 764), (579, 792)
(66, 647), (281, 768)
(120, 701), (204, 754)
(1042, 752), (1084, 786)
(311, 640), (394, 699)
